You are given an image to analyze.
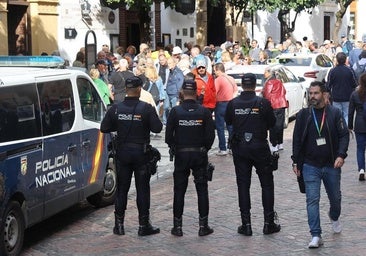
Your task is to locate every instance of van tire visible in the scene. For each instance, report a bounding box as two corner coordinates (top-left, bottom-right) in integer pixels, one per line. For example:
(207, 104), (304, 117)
(87, 162), (117, 208)
(0, 201), (25, 256)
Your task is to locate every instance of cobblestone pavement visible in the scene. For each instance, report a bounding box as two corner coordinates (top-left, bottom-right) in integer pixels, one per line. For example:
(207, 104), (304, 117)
(21, 121), (366, 256)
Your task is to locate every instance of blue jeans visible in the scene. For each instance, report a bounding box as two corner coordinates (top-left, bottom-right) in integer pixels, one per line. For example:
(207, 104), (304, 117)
(164, 94), (178, 124)
(215, 101), (232, 151)
(332, 101), (349, 126)
(302, 163), (342, 237)
(355, 132), (366, 171)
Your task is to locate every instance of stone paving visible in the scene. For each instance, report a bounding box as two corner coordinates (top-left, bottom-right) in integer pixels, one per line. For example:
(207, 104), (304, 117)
(21, 121), (366, 256)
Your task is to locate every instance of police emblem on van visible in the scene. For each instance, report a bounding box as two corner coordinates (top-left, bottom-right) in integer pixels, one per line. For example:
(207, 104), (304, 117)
(21, 156), (27, 175)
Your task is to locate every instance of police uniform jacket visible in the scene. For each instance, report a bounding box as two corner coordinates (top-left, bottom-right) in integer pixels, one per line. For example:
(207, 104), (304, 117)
(165, 99), (215, 150)
(100, 97), (162, 148)
(225, 91), (275, 141)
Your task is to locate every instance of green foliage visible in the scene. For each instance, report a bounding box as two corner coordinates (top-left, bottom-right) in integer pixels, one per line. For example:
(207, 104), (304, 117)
(250, 0), (326, 13)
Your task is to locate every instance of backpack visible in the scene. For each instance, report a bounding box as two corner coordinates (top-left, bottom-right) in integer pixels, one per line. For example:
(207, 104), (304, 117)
(354, 61), (366, 80)
(148, 81), (159, 104)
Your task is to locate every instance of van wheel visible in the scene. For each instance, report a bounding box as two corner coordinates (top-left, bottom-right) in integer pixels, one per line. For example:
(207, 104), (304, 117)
(284, 107), (289, 129)
(0, 201), (25, 256)
(87, 162), (117, 208)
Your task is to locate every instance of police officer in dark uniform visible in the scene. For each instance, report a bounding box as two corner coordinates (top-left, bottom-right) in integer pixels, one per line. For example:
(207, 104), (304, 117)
(225, 73), (281, 236)
(165, 80), (215, 237)
(100, 76), (163, 236)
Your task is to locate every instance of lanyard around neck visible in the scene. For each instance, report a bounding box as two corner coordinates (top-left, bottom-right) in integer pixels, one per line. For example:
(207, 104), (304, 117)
(311, 107), (326, 137)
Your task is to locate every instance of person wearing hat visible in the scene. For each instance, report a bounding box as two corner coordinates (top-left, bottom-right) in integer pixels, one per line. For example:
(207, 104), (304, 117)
(340, 34), (353, 56)
(165, 79), (215, 237)
(192, 58), (216, 112)
(190, 46), (213, 74)
(101, 76), (163, 237)
(225, 73), (281, 237)
(95, 59), (109, 84)
(172, 46), (183, 61)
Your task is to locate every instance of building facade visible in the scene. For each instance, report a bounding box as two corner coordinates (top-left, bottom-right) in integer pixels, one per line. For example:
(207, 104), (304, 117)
(1, 0), (365, 64)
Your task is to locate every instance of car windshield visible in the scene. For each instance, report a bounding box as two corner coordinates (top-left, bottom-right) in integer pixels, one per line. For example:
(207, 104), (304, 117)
(278, 57), (312, 67)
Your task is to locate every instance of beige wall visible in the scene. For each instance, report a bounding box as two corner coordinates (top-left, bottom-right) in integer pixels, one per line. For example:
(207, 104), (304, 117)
(1, 0), (59, 55)
(29, 0), (59, 55)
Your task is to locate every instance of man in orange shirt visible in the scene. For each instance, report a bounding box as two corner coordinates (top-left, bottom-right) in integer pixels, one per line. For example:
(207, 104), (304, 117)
(192, 58), (216, 112)
(214, 63), (238, 155)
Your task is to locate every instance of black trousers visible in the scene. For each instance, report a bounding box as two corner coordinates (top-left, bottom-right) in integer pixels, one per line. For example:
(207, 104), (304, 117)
(269, 108), (285, 147)
(115, 147), (150, 217)
(232, 140), (275, 216)
(173, 151), (209, 218)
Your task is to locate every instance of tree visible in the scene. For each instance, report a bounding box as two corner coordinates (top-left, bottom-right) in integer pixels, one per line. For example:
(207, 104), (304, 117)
(332, 0), (354, 41)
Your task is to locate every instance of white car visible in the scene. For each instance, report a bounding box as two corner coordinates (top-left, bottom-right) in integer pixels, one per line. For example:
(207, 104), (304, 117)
(271, 52), (334, 88)
(227, 64), (306, 127)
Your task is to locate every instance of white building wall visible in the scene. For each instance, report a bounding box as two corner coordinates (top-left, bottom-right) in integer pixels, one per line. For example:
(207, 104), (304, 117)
(249, 1), (348, 49)
(58, 0), (119, 64)
(356, 0), (366, 42)
(160, 4), (196, 50)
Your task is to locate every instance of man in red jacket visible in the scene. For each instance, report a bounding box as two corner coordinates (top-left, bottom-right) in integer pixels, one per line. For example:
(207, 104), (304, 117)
(192, 58), (216, 112)
(262, 66), (287, 152)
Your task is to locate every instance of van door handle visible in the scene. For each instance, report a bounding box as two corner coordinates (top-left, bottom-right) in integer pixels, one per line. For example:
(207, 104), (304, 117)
(67, 144), (77, 152)
(82, 140), (90, 148)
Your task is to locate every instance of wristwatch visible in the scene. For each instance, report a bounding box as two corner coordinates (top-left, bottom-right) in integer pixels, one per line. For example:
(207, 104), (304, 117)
(292, 163), (297, 168)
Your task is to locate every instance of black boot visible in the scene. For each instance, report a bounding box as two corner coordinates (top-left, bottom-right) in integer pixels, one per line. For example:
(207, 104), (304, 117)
(138, 215), (160, 236)
(113, 212), (125, 235)
(263, 211), (281, 235)
(198, 216), (214, 236)
(237, 213), (252, 236)
(171, 217), (183, 236)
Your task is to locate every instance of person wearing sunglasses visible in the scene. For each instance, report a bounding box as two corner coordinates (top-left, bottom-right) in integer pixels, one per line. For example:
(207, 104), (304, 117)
(193, 58), (216, 112)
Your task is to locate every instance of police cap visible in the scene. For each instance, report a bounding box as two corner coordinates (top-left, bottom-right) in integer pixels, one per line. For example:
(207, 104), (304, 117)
(182, 79), (197, 91)
(241, 73), (256, 87)
(125, 76), (143, 88)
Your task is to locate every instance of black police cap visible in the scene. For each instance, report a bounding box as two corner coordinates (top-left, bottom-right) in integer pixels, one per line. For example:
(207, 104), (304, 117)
(125, 76), (143, 88)
(241, 73), (256, 86)
(182, 79), (197, 91)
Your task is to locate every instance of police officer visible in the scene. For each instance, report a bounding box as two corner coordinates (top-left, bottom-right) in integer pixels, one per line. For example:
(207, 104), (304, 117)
(100, 76), (163, 236)
(165, 80), (215, 236)
(225, 73), (281, 236)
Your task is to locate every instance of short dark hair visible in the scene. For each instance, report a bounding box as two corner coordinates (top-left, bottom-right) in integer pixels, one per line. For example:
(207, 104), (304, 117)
(309, 81), (326, 93)
(336, 52), (347, 65)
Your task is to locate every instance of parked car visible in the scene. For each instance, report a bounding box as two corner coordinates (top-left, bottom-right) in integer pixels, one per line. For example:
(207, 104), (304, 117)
(270, 52), (333, 89)
(227, 64), (306, 127)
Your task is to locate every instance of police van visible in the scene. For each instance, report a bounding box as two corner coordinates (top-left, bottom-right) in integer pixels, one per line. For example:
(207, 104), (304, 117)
(0, 56), (116, 255)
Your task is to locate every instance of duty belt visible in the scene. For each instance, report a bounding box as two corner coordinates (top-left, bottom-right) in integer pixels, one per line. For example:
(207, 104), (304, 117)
(176, 146), (207, 153)
(120, 142), (146, 150)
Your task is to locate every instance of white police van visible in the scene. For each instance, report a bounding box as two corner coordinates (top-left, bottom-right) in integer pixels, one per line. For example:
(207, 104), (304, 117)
(0, 56), (116, 255)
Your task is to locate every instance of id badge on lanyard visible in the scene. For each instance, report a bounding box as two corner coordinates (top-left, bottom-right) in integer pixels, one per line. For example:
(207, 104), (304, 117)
(312, 107), (326, 146)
